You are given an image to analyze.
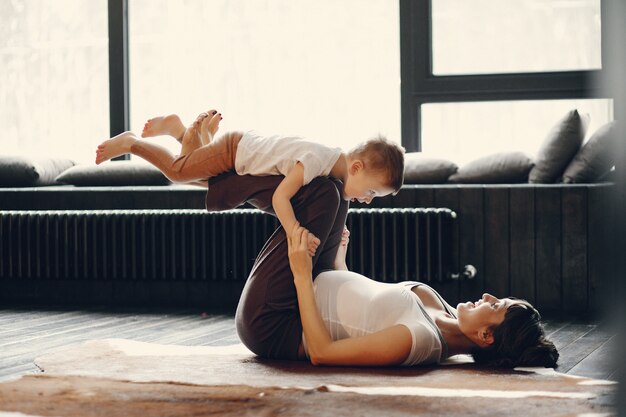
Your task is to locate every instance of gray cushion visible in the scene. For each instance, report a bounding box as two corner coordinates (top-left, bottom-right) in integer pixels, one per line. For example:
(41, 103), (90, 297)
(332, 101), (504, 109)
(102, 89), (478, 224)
(562, 121), (618, 183)
(0, 156), (76, 187)
(403, 153), (458, 184)
(448, 152), (534, 184)
(528, 109), (590, 183)
(56, 161), (171, 186)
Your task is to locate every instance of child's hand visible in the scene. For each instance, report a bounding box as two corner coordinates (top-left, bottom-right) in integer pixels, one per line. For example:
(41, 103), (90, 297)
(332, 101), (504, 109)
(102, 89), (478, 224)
(307, 232), (321, 257)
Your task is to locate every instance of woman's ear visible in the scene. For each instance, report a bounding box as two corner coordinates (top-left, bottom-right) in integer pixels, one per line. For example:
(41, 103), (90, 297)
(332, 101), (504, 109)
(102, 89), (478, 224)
(478, 327), (495, 347)
(472, 326), (493, 348)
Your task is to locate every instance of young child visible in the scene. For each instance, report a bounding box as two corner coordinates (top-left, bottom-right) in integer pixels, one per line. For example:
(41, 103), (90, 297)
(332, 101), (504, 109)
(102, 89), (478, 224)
(95, 109), (405, 254)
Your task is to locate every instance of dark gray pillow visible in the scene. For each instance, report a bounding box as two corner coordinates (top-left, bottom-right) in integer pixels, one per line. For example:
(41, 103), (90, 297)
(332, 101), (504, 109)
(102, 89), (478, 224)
(562, 121), (618, 183)
(528, 109), (590, 183)
(56, 161), (170, 186)
(403, 153), (458, 184)
(0, 156), (76, 187)
(448, 152), (534, 184)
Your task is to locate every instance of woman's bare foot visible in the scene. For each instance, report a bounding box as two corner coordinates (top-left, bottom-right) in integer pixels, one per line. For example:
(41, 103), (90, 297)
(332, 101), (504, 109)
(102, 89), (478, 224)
(200, 110), (222, 145)
(95, 131), (138, 164)
(141, 114), (186, 142)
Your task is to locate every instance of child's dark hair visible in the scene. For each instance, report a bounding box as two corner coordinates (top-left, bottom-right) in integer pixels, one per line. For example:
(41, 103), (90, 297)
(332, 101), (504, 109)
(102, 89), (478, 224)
(347, 135), (405, 194)
(471, 300), (559, 368)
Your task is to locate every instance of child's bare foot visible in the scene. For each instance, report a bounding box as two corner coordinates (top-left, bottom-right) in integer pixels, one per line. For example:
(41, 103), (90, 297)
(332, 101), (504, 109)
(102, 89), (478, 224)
(95, 131), (138, 164)
(179, 113), (208, 155)
(141, 114), (185, 141)
(200, 110), (222, 145)
(179, 109), (220, 154)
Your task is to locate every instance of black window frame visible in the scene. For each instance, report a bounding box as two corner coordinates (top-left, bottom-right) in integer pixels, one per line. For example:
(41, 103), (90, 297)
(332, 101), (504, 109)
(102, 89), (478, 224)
(108, 0), (130, 160)
(400, 0), (609, 152)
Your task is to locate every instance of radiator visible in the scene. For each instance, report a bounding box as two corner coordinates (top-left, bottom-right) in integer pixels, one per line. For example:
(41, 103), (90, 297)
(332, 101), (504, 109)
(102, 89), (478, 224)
(0, 208), (458, 283)
(346, 208), (457, 283)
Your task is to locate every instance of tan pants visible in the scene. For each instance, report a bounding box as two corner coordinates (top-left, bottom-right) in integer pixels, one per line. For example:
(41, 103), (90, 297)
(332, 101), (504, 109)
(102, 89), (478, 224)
(131, 131), (242, 183)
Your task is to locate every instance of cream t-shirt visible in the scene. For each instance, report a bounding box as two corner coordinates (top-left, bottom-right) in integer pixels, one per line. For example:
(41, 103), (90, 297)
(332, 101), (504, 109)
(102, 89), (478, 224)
(235, 131), (343, 185)
(302, 270), (451, 366)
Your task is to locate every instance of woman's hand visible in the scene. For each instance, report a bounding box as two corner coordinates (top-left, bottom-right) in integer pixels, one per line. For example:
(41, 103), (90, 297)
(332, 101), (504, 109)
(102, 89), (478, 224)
(287, 222), (313, 283)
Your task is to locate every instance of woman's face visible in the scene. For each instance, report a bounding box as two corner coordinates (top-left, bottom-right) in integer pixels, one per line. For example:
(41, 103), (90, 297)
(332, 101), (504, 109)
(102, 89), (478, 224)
(457, 293), (526, 346)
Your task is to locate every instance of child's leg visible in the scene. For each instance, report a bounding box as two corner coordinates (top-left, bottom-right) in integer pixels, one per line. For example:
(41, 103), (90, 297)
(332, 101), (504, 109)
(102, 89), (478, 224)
(95, 130), (242, 183)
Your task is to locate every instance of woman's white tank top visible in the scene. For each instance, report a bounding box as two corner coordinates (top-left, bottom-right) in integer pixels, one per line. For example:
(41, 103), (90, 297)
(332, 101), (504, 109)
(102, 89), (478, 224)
(303, 270), (451, 366)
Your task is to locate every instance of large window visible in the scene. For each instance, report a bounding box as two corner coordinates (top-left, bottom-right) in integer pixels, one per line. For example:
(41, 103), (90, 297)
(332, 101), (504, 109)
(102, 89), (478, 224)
(422, 98), (612, 164)
(1, 0), (109, 163)
(431, 0), (601, 75)
(401, 0), (608, 155)
(128, 0), (401, 154)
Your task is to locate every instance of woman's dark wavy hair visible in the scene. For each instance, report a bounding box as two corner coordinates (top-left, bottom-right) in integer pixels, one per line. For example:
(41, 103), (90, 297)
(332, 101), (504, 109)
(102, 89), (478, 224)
(470, 299), (559, 368)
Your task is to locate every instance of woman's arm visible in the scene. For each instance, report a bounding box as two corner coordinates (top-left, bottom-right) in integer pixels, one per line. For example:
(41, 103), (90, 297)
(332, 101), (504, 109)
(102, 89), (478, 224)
(288, 224), (412, 366)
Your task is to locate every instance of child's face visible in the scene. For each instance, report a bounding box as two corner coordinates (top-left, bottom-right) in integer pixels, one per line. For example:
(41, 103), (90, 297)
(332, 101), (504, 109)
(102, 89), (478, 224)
(343, 163), (395, 204)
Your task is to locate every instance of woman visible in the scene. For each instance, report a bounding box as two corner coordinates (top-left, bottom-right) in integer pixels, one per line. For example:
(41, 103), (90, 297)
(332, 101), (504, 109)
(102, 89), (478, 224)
(207, 172), (558, 368)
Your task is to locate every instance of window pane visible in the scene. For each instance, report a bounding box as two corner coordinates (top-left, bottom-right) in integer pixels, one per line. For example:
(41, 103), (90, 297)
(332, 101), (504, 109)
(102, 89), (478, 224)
(1, 0), (109, 163)
(128, 0), (400, 154)
(432, 0), (601, 75)
(421, 99), (613, 165)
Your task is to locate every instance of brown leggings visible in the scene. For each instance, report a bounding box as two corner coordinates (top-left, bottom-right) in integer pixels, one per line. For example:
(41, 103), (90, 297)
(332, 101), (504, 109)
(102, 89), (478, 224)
(206, 172), (349, 359)
(130, 132), (242, 183)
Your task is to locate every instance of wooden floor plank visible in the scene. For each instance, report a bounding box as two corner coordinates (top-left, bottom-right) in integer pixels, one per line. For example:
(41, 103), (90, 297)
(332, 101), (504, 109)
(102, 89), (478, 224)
(542, 319), (570, 337)
(567, 335), (618, 380)
(1, 314), (208, 367)
(556, 323), (614, 374)
(4, 315), (201, 358)
(546, 322), (596, 352)
(1, 315), (138, 350)
(0, 311), (125, 341)
(0, 310), (84, 331)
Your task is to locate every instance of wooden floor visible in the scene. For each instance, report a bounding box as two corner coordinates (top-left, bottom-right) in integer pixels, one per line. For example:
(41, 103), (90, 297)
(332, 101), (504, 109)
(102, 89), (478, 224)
(0, 306), (617, 382)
